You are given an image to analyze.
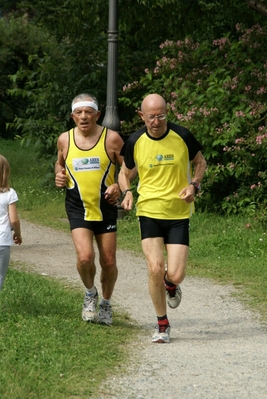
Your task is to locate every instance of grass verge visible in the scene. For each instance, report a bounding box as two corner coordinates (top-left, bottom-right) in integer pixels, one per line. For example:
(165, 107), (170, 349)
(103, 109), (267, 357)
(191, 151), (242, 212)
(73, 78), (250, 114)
(0, 267), (136, 399)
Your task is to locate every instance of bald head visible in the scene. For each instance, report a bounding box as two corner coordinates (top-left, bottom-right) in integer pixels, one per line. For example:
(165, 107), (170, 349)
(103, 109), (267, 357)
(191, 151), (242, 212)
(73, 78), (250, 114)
(141, 94), (167, 114)
(139, 93), (168, 137)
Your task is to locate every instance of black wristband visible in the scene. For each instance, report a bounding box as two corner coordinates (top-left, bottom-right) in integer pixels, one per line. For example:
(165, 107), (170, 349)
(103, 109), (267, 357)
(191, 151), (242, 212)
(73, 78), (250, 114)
(190, 182), (201, 194)
(122, 189), (131, 199)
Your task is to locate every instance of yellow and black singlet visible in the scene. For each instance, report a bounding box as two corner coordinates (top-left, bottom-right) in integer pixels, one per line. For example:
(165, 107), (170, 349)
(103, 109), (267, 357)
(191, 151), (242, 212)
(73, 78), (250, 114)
(65, 128), (117, 221)
(122, 122), (203, 220)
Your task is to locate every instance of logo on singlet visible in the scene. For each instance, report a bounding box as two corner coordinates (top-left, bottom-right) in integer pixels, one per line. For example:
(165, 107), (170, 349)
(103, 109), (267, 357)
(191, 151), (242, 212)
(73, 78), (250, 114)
(73, 157), (100, 171)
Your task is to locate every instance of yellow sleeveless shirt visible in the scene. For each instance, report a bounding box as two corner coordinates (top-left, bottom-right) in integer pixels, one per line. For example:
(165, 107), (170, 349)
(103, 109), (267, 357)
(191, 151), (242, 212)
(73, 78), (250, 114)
(65, 128), (117, 221)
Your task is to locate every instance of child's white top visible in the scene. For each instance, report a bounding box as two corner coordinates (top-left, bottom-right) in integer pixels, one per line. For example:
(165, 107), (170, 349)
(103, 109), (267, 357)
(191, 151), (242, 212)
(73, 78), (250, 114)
(0, 188), (18, 245)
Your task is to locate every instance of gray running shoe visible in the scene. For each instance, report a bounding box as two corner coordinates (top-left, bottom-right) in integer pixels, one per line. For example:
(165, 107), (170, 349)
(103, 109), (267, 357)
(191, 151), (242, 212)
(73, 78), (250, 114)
(98, 303), (113, 326)
(166, 285), (182, 309)
(82, 292), (98, 322)
(151, 325), (171, 343)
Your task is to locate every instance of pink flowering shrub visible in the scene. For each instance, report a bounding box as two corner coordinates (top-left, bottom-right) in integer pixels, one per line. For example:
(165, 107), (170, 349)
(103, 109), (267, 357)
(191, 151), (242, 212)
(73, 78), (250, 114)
(119, 24), (267, 221)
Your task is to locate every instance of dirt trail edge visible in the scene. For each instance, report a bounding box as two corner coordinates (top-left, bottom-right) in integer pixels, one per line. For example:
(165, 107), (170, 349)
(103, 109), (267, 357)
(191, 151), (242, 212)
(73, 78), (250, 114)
(11, 220), (267, 399)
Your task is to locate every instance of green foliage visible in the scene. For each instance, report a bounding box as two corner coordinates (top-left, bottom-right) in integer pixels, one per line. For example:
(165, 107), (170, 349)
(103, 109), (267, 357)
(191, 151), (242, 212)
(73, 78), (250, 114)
(12, 0), (108, 41)
(2, 2), (109, 148)
(0, 16), (55, 138)
(131, 0), (265, 41)
(2, 0), (266, 160)
(8, 49), (76, 157)
(7, 35), (108, 158)
(119, 24), (267, 219)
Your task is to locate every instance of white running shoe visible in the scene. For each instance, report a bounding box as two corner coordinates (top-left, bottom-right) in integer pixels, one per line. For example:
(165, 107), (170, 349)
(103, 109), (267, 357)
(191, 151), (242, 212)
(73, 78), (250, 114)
(98, 303), (113, 326)
(82, 292), (98, 322)
(151, 325), (171, 343)
(166, 285), (182, 309)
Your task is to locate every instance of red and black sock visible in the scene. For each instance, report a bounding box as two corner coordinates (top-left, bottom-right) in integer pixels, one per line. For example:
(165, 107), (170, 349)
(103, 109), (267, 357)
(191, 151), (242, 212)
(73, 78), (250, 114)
(157, 315), (169, 331)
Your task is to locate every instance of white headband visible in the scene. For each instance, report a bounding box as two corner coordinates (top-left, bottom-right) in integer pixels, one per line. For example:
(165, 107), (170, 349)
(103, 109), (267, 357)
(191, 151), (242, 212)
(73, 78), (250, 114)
(72, 101), (98, 112)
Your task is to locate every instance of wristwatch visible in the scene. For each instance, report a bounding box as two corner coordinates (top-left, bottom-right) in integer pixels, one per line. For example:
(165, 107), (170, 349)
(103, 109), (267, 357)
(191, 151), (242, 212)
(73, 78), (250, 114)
(122, 189), (131, 200)
(190, 182), (201, 194)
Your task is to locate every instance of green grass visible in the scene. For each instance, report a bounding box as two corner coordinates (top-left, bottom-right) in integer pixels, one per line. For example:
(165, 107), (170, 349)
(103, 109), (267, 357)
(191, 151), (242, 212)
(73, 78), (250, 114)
(188, 212), (267, 316)
(1, 138), (267, 397)
(0, 268), (135, 399)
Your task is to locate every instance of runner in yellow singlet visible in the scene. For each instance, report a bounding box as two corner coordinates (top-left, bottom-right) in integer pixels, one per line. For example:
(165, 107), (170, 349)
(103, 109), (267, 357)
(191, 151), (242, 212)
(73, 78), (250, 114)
(55, 93), (123, 326)
(119, 93), (207, 343)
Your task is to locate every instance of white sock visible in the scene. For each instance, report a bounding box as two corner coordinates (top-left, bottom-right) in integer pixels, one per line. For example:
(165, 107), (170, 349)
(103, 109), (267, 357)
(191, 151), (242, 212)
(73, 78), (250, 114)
(86, 286), (97, 296)
(100, 298), (111, 306)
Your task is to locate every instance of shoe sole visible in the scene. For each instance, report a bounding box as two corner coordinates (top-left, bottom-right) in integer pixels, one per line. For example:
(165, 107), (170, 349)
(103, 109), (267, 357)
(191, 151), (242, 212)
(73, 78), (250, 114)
(152, 338), (170, 343)
(82, 316), (97, 322)
(98, 318), (112, 326)
(151, 331), (170, 343)
(152, 336), (170, 343)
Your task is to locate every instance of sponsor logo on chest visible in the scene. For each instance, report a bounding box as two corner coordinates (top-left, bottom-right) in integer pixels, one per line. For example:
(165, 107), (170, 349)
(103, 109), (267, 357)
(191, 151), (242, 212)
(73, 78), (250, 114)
(73, 157), (101, 171)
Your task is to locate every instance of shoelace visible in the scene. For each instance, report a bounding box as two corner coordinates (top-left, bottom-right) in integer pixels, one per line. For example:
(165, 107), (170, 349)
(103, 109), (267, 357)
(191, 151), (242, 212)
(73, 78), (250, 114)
(85, 295), (97, 311)
(99, 304), (111, 314)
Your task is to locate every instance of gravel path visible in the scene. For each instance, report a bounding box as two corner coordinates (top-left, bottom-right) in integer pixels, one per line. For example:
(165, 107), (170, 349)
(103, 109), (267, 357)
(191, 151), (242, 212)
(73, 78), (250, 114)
(10, 220), (267, 399)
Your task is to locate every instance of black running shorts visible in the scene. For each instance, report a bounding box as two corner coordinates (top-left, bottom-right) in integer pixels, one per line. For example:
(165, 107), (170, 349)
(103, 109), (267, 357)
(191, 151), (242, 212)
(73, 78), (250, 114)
(138, 216), (189, 245)
(69, 218), (117, 234)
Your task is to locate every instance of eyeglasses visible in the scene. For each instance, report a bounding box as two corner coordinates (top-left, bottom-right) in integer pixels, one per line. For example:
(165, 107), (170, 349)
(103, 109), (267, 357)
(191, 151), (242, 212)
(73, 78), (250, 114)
(142, 113), (167, 122)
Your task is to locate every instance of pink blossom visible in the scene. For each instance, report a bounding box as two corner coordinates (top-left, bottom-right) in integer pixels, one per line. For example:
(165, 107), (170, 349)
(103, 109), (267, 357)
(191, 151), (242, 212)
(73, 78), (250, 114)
(256, 134), (267, 144)
(235, 111), (246, 117)
(256, 87), (266, 94)
(212, 38), (230, 50)
(159, 40), (174, 49)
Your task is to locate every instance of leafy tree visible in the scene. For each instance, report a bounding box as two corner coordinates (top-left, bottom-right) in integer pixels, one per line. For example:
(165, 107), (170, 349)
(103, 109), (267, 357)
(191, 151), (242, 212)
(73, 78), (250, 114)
(0, 16), (57, 138)
(8, 39), (108, 158)
(2, 0), (266, 157)
(119, 24), (267, 219)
